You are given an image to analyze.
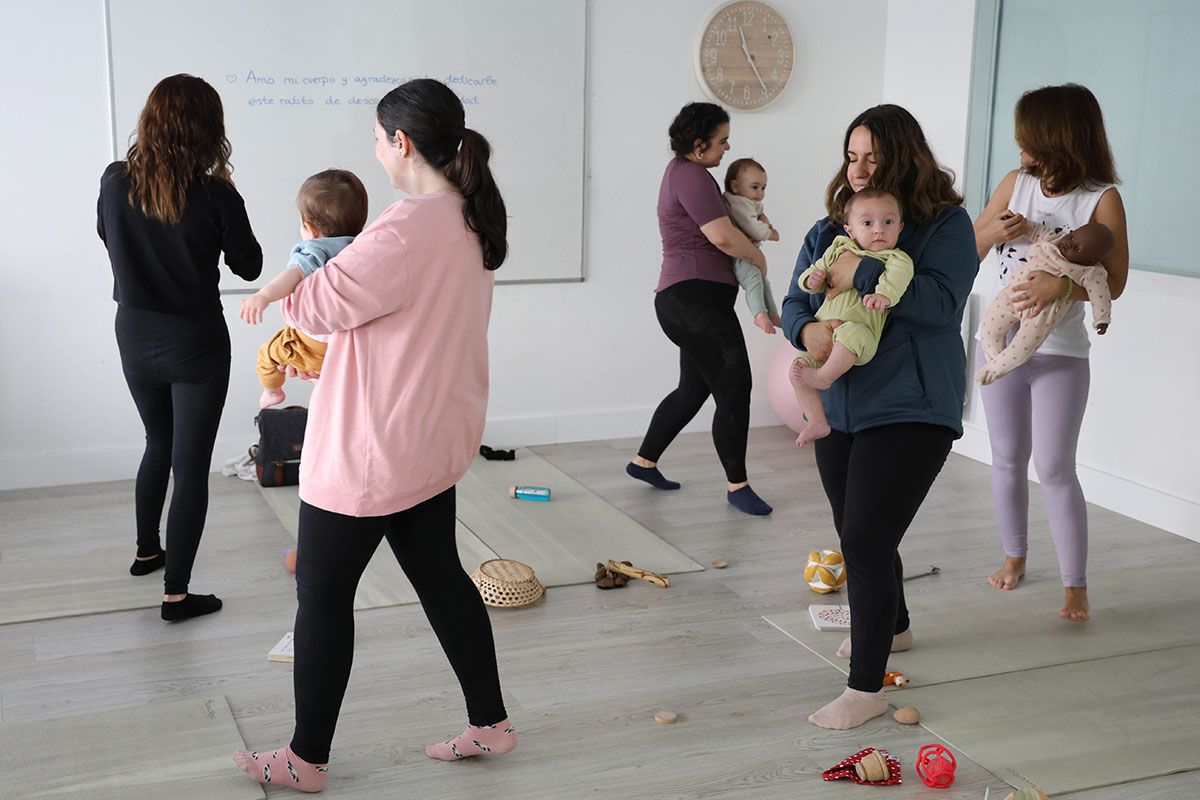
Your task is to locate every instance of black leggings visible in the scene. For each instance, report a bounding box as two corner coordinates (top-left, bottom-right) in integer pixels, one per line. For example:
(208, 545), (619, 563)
(290, 487), (506, 764)
(638, 280), (752, 484)
(814, 423), (954, 692)
(115, 307), (230, 595)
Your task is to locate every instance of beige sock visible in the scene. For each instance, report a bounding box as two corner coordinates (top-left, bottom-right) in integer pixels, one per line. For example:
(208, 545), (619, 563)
(836, 628), (913, 659)
(808, 687), (888, 730)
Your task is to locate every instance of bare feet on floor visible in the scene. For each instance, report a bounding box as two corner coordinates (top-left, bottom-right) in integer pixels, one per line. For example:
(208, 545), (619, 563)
(836, 628), (913, 659)
(988, 555), (1026, 590)
(808, 687), (888, 730)
(1060, 586), (1090, 622)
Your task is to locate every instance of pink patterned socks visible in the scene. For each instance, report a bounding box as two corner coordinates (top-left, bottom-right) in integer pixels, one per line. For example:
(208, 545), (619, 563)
(234, 745), (327, 793)
(425, 719), (518, 762)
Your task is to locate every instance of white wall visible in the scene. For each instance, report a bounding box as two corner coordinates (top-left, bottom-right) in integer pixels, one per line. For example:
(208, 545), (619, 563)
(883, 0), (1200, 542)
(0, 0), (886, 489)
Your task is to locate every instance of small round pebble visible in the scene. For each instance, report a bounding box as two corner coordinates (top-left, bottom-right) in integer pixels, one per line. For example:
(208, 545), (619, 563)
(710, 559), (728, 569)
(893, 706), (920, 725)
(654, 710), (679, 725)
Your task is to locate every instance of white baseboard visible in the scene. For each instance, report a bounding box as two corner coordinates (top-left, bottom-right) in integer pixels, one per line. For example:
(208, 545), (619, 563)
(481, 399), (783, 448)
(0, 434), (257, 492)
(954, 424), (1200, 544)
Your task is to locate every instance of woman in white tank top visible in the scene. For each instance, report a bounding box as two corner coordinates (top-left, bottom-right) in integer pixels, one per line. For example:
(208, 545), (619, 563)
(972, 84), (1129, 623)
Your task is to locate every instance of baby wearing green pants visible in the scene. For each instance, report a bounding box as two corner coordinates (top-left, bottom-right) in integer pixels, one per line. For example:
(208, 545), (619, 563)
(790, 189), (914, 446)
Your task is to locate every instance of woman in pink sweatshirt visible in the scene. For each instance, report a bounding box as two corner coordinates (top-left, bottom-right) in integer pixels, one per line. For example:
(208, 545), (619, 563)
(235, 79), (516, 793)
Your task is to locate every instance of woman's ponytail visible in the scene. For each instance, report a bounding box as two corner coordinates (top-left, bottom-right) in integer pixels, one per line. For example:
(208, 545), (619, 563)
(445, 127), (508, 271)
(377, 79), (509, 272)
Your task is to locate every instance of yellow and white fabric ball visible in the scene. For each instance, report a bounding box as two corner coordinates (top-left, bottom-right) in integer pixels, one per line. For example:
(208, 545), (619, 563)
(805, 549), (847, 593)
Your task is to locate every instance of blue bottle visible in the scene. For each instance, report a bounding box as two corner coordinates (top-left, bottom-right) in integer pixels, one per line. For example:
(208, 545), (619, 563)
(509, 485), (551, 502)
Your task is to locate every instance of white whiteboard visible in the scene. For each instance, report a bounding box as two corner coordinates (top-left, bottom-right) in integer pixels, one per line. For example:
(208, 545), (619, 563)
(107, 0), (586, 285)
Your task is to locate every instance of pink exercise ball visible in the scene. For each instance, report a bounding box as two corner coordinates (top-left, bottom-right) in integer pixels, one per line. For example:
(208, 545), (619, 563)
(766, 339), (807, 434)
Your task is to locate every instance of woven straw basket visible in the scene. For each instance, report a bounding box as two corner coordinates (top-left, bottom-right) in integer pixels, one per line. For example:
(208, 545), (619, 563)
(470, 559), (545, 608)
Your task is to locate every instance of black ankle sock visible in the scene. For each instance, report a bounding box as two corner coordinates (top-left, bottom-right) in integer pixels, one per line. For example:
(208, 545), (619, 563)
(161, 593), (223, 621)
(130, 550), (165, 576)
(625, 462), (681, 490)
(727, 485), (772, 516)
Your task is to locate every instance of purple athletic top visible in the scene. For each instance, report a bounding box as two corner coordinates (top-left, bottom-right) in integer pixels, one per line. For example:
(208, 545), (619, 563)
(655, 157), (735, 292)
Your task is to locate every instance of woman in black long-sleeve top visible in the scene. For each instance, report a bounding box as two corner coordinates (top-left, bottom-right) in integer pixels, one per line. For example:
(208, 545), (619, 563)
(97, 74), (262, 621)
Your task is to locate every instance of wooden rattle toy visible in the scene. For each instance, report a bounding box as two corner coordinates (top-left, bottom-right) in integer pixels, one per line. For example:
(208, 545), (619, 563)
(915, 743), (956, 788)
(883, 670), (909, 687)
(606, 559), (669, 587)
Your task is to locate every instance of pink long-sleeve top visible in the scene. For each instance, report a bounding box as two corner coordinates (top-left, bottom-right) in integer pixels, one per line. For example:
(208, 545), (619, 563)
(282, 190), (493, 517)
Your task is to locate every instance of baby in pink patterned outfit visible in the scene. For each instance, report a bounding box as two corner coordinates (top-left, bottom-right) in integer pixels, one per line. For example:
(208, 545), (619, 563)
(977, 220), (1114, 385)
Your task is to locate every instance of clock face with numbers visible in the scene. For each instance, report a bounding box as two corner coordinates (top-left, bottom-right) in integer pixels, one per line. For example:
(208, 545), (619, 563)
(695, 1), (794, 111)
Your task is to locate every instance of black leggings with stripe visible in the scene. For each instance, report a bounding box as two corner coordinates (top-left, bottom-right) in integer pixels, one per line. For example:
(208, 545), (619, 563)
(289, 487), (507, 764)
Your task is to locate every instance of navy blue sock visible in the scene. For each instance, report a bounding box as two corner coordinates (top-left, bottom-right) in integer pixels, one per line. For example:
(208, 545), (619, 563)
(625, 462), (681, 490)
(727, 485), (772, 516)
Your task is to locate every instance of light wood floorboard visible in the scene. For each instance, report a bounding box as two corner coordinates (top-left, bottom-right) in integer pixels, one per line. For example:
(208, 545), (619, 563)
(1, 426), (1197, 798)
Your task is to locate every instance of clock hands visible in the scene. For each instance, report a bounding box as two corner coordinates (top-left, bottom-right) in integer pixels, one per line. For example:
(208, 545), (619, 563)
(738, 26), (768, 93)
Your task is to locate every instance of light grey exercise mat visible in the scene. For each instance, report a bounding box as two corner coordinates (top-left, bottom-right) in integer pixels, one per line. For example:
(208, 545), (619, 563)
(899, 645), (1200, 795)
(259, 485), (498, 610)
(261, 449), (703, 603)
(0, 547), (159, 626)
(763, 560), (1200, 686)
(0, 695), (264, 800)
(455, 448), (704, 586)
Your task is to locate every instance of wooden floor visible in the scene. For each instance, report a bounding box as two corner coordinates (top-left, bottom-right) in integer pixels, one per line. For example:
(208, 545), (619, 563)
(1, 426), (1197, 799)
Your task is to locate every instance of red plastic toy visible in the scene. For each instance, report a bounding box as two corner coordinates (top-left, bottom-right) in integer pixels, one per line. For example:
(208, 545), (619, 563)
(915, 743), (957, 788)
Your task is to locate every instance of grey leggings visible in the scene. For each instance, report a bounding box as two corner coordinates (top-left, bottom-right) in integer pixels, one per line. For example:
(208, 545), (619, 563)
(978, 344), (1090, 586)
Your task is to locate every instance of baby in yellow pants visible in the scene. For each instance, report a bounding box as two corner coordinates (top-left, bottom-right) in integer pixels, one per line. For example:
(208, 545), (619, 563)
(789, 189), (914, 446)
(239, 169), (368, 408)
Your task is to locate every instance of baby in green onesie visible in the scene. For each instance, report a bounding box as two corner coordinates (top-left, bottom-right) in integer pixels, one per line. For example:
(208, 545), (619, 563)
(788, 188), (914, 446)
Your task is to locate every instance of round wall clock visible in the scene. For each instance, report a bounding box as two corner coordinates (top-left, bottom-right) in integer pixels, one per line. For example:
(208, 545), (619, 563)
(695, 1), (794, 111)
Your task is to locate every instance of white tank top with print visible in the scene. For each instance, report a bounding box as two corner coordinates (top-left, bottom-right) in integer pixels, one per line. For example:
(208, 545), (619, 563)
(988, 170), (1113, 359)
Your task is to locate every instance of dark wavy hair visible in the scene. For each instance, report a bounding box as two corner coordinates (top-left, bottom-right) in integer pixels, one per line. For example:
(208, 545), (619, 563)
(668, 102), (730, 156)
(825, 104), (962, 225)
(1015, 84), (1118, 195)
(123, 74), (232, 224)
(377, 79), (507, 270)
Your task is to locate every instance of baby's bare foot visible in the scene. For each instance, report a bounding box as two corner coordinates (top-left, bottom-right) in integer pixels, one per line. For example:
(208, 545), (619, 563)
(259, 388), (286, 409)
(988, 556), (1026, 590)
(1060, 586), (1090, 622)
(754, 312), (776, 334)
(795, 422), (831, 448)
(799, 368), (834, 391)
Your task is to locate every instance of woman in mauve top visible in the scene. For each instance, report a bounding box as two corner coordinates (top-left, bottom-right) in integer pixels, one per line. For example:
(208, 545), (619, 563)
(234, 79), (517, 793)
(97, 74), (262, 621)
(626, 102), (774, 517)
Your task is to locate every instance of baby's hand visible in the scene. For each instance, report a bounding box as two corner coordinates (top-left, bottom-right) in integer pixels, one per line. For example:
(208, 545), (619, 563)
(863, 293), (891, 311)
(768, 227), (780, 242)
(804, 269), (828, 291)
(239, 292), (270, 325)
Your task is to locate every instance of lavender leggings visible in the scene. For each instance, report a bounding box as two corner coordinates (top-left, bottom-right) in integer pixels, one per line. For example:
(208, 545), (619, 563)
(978, 344), (1090, 586)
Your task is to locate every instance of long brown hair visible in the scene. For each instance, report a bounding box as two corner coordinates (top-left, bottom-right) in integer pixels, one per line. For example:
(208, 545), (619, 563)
(123, 74), (232, 224)
(825, 104), (962, 225)
(377, 79), (508, 270)
(1015, 84), (1118, 195)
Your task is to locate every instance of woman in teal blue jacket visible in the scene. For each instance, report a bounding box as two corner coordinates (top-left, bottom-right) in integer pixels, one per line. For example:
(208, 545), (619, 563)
(780, 105), (977, 729)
